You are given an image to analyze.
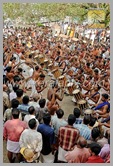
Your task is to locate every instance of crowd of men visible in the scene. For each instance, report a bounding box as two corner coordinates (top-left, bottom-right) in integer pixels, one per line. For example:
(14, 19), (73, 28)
(3, 23), (110, 163)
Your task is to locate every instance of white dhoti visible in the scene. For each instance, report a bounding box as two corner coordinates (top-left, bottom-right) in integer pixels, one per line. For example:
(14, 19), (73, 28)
(99, 88), (109, 95)
(7, 139), (20, 153)
(25, 79), (37, 97)
(20, 63), (34, 79)
(102, 125), (110, 135)
(87, 99), (95, 105)
(58, 146), (68, 162)
(82, 89), (88, 94)
(40, 152), (54, 163)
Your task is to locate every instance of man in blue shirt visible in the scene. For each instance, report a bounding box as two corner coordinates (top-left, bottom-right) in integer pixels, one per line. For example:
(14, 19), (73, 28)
(37, 113), (55, 163)
(17, 95), (30, 120)
(73, 115), (91, 140)
(73, 107), (83, 124)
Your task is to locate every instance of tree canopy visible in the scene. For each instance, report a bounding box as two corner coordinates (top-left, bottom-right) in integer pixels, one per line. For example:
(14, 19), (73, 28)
(3, 3), (110, 26)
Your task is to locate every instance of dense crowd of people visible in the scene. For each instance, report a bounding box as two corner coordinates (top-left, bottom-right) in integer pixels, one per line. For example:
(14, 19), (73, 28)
(3, 23), (110, 163)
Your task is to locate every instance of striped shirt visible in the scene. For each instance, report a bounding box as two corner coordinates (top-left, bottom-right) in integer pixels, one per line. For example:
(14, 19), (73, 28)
(58, 125), (79, 151)
(73, 124), (91, 140)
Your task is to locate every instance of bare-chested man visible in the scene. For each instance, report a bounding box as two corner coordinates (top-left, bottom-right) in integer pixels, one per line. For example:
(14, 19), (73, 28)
(93, 93), (110, 116)
(6, 66), (15, 84)
(47, 83), (64, 115)
(25, 65), (41, 96)
(84, 84), (101, 106)
(84, 63), (93, 75)
(35, 73), (47, 98)
(92, 69), (101, 85)
(100, 75), (110, 94)
(81, 75), (92, 95)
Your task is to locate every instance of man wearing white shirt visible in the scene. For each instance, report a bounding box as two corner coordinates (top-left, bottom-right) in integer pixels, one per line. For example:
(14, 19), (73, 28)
(24, 106), (39, 129)
(9, 85), (18, 101)
(19, 118), (42, 162)
(29, 94), (40, 111)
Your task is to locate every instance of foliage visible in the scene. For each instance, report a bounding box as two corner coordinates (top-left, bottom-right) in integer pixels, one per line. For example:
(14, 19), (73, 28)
(3, 3), (110, 26)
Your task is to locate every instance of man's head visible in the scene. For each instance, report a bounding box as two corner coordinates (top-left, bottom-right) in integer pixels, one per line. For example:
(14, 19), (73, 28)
(3, 84), (8, 91)
(88, 143), (102, 156)
(39, 74), (45, 81)
(43, 113), (51, 125)
(28, 106), (35, 115)
(39, 98), (46, 108)
(29, 54), (33, 59)
(22, 95), (29, 104)
(28, 118), (37, 129)
(77, 136), (87, 148)
(13, 84), (19, 92)
(104, 75), (109, 82)
(35, 65), (39, 71)
(89, 116), (97, 127)
(11, 99), (19, 108)
(16, 89), (23, 98)
(13, 76), (21, 84)
(6, 66), (12, 73)
(12, 108), (20, 119)
(73, 107), (81, 118)
(18, 67), (23, 73)
(94, 69), (99, 75)
(101, 93), (109, 101)
(86, 62), (90, 67)
(105, 129), (110, 139)
(83, 115), (90, 125)
(56, 109), (64, 119)
(91, 127), (100, 140)
(68, 114), (76, 126)
(94, 84), (101, 91)
(32, 94), (39, 102)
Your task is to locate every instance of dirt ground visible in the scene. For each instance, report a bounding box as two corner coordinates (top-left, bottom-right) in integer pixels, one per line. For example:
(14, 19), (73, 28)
(3, 74), (76, 163)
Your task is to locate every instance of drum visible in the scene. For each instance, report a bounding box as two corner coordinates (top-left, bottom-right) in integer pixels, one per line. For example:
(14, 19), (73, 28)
(48, 63), (54, 71)
(58, 75), (67, 88)
(51, 68), (61, 79)
(77, 99), (88, 115)
(38, 54), (44, 64)
(34, 55), (39, 62)
(67, 82), (75, 95)
(84, 109), (93, 116)
(44, 59), (49, 69)
(73, 89), (82, 101)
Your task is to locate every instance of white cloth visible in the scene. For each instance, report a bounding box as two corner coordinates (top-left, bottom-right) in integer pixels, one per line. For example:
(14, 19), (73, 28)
(29, 101), (40, 111)
(58, 146), (68, 162)
(25, 79), (37, 97)
(9, 91), (17, 101)
(19, 128), (42, 159)
(7, 139), (20, 153)
(87, 99), (95, 105)
(40, 152), (54, 163)
(82, 88), (88, 94)
(99, 88), (109, 95)
(24, 115), (39, 129)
